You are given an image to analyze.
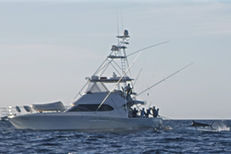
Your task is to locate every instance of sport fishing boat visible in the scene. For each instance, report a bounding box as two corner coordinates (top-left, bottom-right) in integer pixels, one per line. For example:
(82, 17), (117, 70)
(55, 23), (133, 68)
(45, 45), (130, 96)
(8, 29), (167, 131)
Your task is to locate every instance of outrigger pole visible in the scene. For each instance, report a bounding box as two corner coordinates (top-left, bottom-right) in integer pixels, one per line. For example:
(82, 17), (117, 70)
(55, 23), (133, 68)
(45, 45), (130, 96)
(137, 63), (193, 96)
(127, 41), (169, 57)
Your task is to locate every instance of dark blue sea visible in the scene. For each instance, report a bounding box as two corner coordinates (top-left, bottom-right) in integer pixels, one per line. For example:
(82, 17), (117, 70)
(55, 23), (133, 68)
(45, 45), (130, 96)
(0, 120), (231, 153)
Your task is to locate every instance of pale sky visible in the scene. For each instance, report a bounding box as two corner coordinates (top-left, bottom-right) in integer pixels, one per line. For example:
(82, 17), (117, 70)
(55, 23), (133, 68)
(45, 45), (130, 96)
(0, 0), (231, 119)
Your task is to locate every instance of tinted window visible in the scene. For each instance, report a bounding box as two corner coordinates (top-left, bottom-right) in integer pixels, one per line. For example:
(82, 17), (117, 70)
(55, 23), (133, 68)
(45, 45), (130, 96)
(68, 104), (113, 112)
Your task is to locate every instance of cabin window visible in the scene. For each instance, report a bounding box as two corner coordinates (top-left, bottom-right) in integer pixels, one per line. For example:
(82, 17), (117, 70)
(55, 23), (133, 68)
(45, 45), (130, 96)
(68, 104), (113, 112)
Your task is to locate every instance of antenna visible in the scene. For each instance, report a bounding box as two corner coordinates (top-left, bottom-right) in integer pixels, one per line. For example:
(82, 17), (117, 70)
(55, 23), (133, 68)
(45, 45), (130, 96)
(116, 11), (120, 44)
(121, 11), (124, 31)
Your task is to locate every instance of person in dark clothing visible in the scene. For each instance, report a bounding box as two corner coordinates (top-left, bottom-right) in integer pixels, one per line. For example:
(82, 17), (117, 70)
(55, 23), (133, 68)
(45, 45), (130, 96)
(152, 106), (156, 117)
(152, 106), (159, 118)
(132, 108), (138, 117)
(153, 108), (159, 118)
(145, 108), (151, 118)
(156, 108), (159, 117)
(141, 108), (145, 118)
(125, 83), (132, 96)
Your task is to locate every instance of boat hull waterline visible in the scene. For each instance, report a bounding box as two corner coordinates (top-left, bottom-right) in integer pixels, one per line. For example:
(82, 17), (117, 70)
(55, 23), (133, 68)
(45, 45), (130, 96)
(9, 113), (162, 131)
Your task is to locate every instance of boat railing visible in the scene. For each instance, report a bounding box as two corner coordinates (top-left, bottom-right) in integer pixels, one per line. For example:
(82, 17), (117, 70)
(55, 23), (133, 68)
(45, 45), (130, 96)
(1, 105), (70, 117)
(0, 107), (9, 119)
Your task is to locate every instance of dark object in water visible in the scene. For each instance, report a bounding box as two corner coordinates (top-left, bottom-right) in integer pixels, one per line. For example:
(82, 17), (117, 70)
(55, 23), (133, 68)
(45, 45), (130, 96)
(191, 121), (211, 127)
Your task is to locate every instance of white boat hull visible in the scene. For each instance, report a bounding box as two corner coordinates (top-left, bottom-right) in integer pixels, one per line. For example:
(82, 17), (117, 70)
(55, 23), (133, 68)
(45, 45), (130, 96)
(9, 113), (163, 131)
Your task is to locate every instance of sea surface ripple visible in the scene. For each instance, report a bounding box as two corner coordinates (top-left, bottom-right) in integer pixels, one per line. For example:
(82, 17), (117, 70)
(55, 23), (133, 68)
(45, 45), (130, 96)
(0, 120), (231, 153)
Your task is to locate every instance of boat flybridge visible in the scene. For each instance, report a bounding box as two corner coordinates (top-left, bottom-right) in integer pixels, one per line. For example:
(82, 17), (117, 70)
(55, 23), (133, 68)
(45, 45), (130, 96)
(8, 30), (163, 131)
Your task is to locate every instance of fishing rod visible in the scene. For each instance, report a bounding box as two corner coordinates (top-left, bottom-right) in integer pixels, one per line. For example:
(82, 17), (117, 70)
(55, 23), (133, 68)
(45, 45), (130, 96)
(127, 41), (169, 57)
(133, 68), (143, 86)
(137, 63), (193, 96)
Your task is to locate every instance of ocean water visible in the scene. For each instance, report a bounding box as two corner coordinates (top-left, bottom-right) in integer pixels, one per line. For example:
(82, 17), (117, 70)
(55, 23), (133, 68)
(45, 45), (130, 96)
(0, 120), (231, 153)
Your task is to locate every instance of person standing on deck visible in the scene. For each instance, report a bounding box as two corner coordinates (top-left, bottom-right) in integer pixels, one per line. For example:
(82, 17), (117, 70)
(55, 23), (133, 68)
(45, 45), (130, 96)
(125, 83), (132, 96)
(145, 108), (151, 118)
(141, 108), (145, 118)
(132, 108), (138, 117)
(156, 108), (159, 117)
(152, 106), (158, 118)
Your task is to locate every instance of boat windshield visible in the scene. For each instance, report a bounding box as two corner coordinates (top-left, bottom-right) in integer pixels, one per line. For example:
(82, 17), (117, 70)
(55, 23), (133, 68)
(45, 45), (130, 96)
(68, 104), (113, 112)
(86, 82), (108, 93)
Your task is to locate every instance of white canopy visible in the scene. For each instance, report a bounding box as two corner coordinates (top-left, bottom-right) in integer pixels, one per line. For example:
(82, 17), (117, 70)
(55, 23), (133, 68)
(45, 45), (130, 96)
(32, 101), (65, 112)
